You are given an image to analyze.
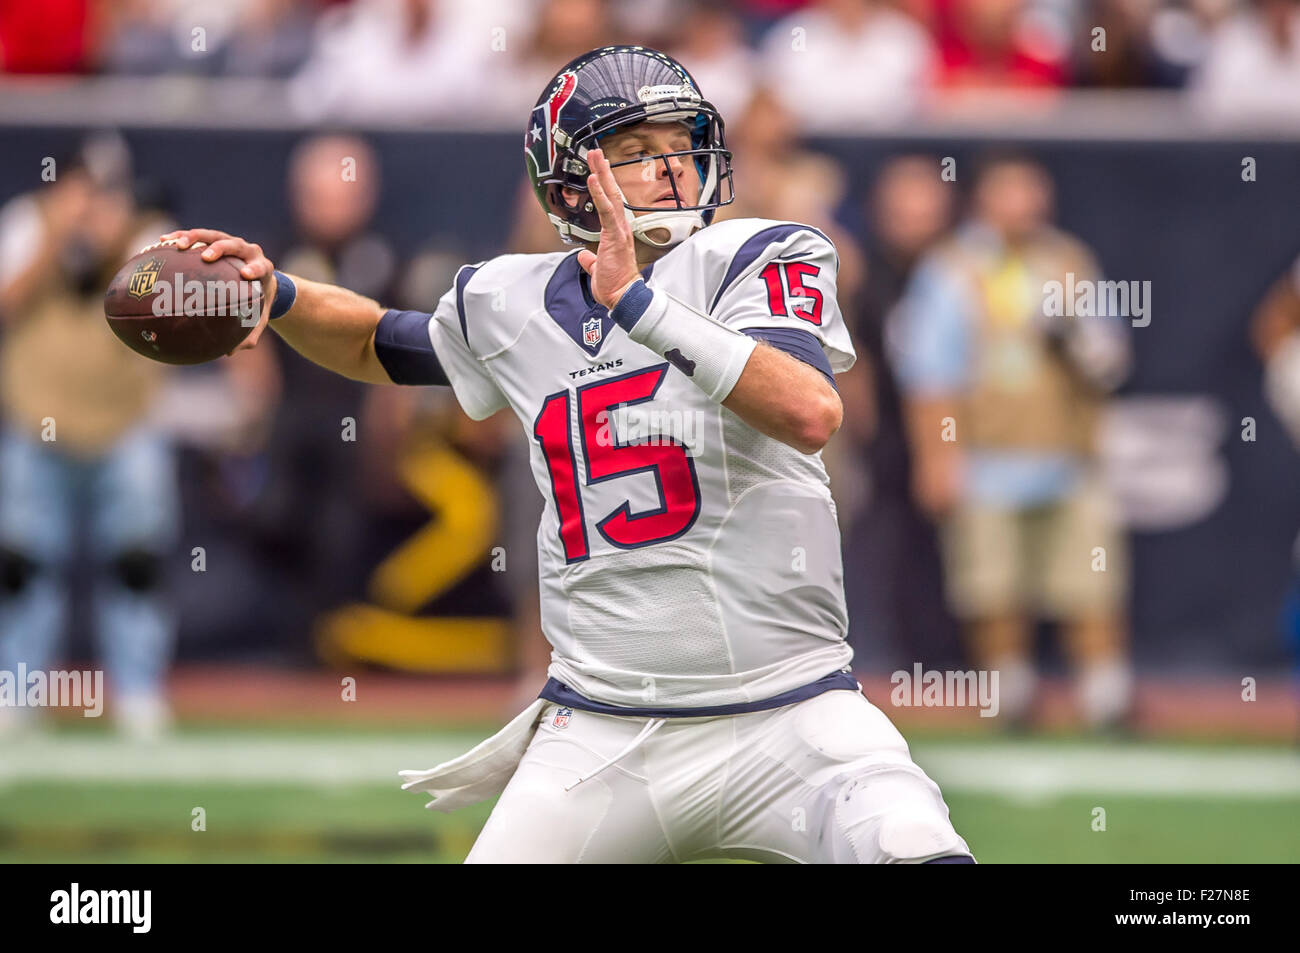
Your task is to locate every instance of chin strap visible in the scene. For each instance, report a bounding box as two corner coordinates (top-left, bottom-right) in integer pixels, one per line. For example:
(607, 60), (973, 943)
(629, 208), (705, 248)
(552, 207), (705, 248)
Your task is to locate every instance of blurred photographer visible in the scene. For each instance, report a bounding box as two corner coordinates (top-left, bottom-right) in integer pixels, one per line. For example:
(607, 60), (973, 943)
(890, 152), (1133, 731)
(0, 135), (177, 739)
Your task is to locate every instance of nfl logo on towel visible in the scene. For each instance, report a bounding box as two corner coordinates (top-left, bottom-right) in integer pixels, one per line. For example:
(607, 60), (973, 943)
(583, 316), (602, 347)
(553, 706), (573, 729)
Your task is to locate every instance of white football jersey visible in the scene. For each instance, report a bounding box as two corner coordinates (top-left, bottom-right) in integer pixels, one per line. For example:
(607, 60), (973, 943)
(420, 218), (857, 709)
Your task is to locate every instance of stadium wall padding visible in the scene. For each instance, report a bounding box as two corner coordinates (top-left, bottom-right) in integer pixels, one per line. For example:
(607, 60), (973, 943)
(1, 127), (1297, 672)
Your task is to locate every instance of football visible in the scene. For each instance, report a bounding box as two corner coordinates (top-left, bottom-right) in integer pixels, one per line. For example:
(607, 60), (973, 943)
(103, 240), (262, 364)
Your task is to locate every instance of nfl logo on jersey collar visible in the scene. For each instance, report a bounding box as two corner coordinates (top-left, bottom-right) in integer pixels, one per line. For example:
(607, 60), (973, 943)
(553, 706), (573, 729)
(544, 252), (656, 358)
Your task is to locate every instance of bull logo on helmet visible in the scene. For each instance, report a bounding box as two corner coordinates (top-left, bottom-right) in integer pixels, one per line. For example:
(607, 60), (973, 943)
(524, 70), (577, 181)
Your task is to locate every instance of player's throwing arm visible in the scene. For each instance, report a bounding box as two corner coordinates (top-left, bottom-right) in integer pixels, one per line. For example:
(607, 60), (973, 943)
(158, 227), (396, 385)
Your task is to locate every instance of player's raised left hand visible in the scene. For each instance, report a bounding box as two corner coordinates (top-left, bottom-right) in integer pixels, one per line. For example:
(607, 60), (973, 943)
(576, 148), (642, 310)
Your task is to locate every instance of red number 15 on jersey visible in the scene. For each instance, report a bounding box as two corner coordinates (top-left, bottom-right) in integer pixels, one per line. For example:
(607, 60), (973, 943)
(760, 260), (824, 325)
(533, 364), (702, 563)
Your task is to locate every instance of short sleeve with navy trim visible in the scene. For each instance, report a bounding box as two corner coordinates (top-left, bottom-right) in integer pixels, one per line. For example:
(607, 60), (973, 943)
(704, 223), (856, 376)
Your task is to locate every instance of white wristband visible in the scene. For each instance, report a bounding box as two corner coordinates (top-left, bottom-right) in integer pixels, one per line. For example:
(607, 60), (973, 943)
(623, 288), (756, 402)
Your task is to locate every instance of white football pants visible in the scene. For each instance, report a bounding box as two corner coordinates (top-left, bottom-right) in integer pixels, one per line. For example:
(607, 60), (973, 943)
(465, 688), (972, 864)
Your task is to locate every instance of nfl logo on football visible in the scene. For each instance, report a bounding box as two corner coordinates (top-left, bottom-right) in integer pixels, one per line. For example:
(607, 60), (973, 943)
(582, 316), (601, 347)
(552, 706), (573, 729)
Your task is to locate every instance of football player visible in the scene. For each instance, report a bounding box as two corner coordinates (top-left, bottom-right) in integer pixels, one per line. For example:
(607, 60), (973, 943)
(165, 46), (974, 864)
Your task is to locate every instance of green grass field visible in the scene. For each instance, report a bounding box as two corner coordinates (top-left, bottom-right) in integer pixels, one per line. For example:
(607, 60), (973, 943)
(3, 723), (1298, 863)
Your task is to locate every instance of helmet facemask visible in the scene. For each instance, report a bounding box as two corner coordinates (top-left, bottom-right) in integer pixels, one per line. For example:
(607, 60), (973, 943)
(542, 96), (735, 249)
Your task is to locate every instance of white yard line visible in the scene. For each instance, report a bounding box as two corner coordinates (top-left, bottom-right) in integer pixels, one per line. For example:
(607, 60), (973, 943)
(1, 735), (1297, 798)
(0, 734), (478, 789)
(913, 743), (1300, 801)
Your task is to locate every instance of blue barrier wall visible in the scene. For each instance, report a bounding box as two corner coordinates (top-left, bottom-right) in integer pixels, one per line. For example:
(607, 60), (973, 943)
(2, 126), (1298, 671)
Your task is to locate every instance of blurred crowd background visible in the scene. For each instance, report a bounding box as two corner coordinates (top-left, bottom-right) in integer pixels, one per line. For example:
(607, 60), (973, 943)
(2, 0), (1300, 122)
(1, 0), (1299, 741)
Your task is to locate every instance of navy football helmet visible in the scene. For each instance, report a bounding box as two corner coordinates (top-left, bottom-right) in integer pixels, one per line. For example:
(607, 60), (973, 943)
(524, 45), (734, 248)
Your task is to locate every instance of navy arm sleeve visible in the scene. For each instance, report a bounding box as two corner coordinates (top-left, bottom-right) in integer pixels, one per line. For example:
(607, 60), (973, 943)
(373, 309), (450, 386)
(742, 327), (837, 390)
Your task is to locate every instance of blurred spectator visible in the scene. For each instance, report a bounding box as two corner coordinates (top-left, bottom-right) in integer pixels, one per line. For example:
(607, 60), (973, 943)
(1190, 0), (1300, 120)
(281, 134), (396, 298)
(842, 155), (962, 668)
(221, 0), (316, 77)
(99, 0), (243, 76)
(758, 0), (936, 129)
(0, 0), (94, 73)
(931, 0), (1068, 90)
(1071, 0), (1189, 88)
(1252, 253), (1300, 449)
(1250, 252), (1300, 713)
(248, 133), (394, 639)
(290, 0), (526, 123)
(730, 0), (814, 45)
(1145, 0), (1234, 81)
(251, 133), (514, 673)
(890, 152), (1133, 730)
(479, 0), (617, 120)
(95, 0), (178, 76)
(0, 135), (178, 739)
(97, 0), (315, 77)
(665, 0), (757, 119)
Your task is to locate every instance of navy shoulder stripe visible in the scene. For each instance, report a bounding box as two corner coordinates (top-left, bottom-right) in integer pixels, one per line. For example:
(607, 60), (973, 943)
(454, 263), (482, 345)
(708, 223), (834, 314)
